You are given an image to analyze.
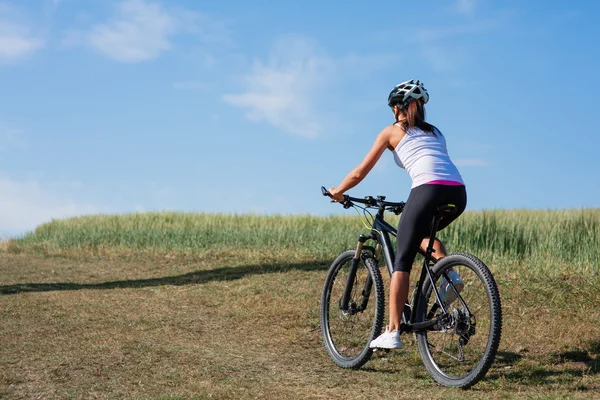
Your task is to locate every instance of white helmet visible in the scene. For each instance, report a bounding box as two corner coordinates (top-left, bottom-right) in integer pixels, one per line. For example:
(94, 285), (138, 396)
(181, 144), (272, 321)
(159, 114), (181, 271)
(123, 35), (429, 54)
(388, 79), (429, 107)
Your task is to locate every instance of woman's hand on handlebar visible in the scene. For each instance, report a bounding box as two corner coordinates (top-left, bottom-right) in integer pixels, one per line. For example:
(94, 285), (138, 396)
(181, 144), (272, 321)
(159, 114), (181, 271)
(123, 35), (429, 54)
(328, 187), (345, 202)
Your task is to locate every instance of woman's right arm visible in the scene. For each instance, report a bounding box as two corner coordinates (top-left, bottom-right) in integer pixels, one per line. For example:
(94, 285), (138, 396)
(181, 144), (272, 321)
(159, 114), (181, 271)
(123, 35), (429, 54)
(329, 125), (400, 201)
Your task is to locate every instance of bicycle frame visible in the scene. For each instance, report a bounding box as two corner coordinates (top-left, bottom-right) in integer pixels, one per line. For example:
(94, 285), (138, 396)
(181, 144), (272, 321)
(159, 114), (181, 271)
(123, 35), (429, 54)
(321, 187), (500, 387)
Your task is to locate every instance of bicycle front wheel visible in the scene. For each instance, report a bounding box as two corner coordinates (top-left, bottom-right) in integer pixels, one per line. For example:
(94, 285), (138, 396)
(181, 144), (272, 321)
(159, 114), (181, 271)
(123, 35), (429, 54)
(320, 249), (385, 369)
(416, 252), (502, 388)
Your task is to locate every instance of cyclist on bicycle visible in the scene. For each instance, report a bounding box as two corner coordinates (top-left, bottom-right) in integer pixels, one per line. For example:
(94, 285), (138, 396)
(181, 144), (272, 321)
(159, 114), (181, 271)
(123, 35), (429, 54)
(328, 80), (467, 349)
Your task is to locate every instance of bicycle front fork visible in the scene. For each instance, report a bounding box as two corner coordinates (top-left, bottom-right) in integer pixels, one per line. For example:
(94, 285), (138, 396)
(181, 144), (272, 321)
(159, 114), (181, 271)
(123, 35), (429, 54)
(340, 234), (369, 311)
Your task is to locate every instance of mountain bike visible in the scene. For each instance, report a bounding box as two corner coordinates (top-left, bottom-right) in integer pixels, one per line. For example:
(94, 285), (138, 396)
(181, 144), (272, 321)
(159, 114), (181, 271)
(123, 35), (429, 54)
(319, 187), (502, 388)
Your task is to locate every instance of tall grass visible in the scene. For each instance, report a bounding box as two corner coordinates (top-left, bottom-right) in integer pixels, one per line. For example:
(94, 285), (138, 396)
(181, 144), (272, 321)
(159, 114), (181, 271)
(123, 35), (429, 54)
(8, 209), (600, 274)
(12, 213), (360, 257)
(438, 209), (600, 272)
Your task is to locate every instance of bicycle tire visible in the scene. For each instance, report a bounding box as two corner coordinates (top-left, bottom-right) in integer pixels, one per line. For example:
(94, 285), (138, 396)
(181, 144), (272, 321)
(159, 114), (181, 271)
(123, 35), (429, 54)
(320, 249), (385, 369)
(415, 252), (502, 388)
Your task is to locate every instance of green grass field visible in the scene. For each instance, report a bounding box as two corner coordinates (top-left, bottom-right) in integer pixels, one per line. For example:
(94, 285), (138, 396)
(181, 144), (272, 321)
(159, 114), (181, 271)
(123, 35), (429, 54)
(1, 210), (599, 399)
(9, 209), (600, 275)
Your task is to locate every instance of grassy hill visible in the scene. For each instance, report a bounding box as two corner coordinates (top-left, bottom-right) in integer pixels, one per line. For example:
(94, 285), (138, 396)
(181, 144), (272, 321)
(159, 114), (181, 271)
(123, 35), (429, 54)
(1, 210), (599, 399)
(7, 209), (600, 275)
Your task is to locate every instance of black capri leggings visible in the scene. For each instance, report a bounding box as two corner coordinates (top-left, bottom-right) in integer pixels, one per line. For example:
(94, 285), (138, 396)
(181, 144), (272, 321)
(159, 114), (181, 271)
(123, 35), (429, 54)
(393, 184), (467, 273)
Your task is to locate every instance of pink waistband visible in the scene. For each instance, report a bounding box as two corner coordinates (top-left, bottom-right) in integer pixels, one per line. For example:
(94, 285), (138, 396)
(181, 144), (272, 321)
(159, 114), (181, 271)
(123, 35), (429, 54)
(426, 180), (464, 186)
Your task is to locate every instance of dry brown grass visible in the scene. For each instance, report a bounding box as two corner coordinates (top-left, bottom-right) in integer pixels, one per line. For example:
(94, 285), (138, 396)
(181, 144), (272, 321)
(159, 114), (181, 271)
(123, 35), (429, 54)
(1, 250), (599, 399)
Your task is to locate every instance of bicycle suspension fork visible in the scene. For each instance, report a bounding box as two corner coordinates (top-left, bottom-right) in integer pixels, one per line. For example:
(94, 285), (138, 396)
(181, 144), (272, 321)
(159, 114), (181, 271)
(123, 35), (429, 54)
(340, 234), (370, 312)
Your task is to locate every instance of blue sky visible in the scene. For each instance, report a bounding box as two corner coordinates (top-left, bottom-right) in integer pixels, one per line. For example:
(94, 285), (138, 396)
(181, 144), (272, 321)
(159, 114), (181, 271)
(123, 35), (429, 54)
(0, 0), (598, 235)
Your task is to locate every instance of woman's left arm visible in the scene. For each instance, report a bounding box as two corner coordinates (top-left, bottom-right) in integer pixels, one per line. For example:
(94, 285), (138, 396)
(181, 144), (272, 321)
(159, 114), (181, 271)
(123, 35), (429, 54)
(329, 127), (393, 202)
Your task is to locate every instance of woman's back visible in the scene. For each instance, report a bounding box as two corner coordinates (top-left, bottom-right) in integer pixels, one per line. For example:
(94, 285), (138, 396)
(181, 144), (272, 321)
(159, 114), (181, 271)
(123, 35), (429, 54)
(393, 127), (464, 188)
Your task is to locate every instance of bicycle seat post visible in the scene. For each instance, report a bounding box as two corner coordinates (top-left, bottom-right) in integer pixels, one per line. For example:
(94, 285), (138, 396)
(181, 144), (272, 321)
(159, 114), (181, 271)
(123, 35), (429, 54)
(424, 235), (437, 264)
(426, 205), (457, 261)
(424, 214), (443, 263)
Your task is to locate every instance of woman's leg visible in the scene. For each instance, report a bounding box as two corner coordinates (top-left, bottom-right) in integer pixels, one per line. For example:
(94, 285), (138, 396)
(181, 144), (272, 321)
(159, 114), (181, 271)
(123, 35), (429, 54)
(387, 186), (435, 332)
(388, 238), (446, 331)
(387, 186), (467, 334)
(420, 237), (447, 261)
(388, 271), (410, 331)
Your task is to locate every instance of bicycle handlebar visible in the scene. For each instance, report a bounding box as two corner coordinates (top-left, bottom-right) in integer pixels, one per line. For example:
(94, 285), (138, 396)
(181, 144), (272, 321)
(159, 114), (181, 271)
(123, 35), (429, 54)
(321, 186), (405, 214)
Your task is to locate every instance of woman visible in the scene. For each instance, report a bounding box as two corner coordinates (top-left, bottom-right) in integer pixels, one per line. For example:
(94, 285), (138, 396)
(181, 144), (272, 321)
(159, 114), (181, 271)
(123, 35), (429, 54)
(328, 79), (467, 349)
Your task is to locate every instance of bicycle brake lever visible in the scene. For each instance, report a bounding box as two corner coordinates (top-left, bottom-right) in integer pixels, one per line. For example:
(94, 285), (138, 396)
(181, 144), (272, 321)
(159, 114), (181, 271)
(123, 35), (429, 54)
(342, 195), (353, 209)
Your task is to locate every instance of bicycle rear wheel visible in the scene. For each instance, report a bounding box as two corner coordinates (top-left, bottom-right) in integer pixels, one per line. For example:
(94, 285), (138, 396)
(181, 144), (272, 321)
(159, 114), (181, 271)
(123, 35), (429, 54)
(415, 252), (502, 388)
(320, 249), (385, 369)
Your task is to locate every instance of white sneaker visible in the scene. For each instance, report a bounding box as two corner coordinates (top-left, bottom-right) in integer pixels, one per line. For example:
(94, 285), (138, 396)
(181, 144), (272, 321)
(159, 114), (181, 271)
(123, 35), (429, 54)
(369, 329), (403, 349)
(439, 270), (464, 305)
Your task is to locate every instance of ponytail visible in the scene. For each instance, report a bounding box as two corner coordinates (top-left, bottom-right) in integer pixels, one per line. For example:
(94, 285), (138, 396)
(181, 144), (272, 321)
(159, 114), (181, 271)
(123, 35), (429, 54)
(396, 99), (436, 135)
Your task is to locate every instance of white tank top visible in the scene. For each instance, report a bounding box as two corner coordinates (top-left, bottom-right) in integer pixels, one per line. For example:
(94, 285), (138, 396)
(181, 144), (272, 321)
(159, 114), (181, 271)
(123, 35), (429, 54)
(392, 126), (464, 188)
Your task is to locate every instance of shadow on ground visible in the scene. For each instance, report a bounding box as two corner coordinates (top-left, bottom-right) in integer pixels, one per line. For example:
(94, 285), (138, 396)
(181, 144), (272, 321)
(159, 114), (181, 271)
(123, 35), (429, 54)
(488, 343), (600, 387)
(359, 346), (598, 389)
(0, 260), (329, 295)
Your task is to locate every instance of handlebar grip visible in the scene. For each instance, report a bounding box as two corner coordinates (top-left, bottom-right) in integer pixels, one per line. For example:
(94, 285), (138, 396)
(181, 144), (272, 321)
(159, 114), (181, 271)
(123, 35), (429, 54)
(321, 186), (332, 197)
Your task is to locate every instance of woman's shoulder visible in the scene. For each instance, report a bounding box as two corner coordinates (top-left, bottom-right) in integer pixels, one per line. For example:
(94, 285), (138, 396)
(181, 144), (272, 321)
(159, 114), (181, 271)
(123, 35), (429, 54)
(381, 123), (406, 150)
(379, 123), (406, 136)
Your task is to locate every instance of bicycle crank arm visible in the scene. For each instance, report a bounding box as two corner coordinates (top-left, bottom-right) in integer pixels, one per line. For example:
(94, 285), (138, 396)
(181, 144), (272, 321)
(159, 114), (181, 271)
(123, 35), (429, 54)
(401, 313), (451, 333)
(401, 320), (437, 333)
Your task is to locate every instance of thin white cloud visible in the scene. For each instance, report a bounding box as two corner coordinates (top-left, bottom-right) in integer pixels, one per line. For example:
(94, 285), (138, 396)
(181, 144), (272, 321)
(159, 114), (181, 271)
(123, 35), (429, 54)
(0, 129), (26, 150)
(455, 0), (477, 15)
(87, 0), (229, 63)
(407, 18), (502, 71)
(172, 80), (207, 90)
(223, 36), (333, 139)
(454, 158), (490, 167)
(89, 0), (176, 63)
(0, 174), (102, 236)
(420, 44), (460, 72)
(0, 6), (44, 64)
(340, 53), (401, 72)
(413, 22), (494, 44)
(372, 157), (390, 174)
